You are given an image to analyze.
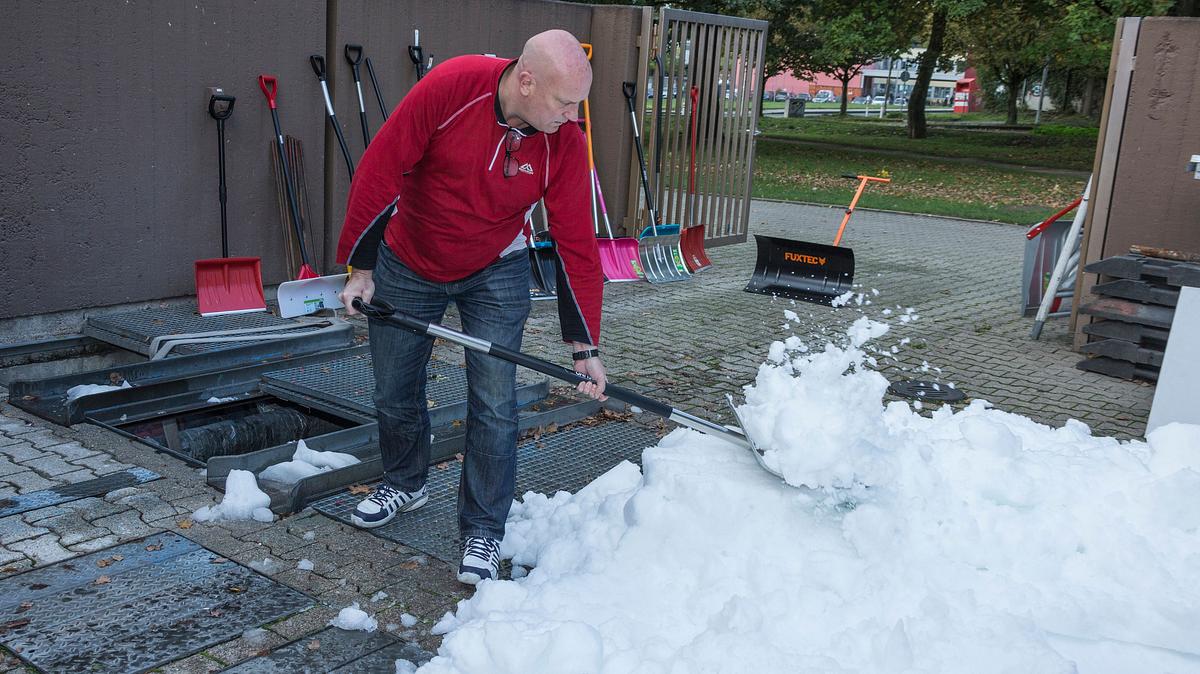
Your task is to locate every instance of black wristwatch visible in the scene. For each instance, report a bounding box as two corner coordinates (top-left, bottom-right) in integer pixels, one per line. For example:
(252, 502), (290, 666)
(572, 348), (600, 361)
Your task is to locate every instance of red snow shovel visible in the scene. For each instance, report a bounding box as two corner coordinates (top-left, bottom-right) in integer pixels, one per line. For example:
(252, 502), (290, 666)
(195, 93), (267, 317)
(680, 86), (712, 273)
(259, 75), (318, 280)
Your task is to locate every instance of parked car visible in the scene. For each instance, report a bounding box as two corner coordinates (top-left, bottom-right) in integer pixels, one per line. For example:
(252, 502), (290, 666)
(851, 95), (870, 105)
(812, 90), (836, 103)
(871, 95), (887, 105)
(773, 89), (791, 101)
(793, 92), (812, 102)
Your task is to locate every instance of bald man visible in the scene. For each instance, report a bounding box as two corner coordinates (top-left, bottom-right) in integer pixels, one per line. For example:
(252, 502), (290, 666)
(335, 30), (606, 585)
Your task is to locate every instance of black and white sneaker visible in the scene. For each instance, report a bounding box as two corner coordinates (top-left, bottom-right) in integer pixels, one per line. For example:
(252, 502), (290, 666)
(350, 483), (427, 529)
(457, 536), (501, 585)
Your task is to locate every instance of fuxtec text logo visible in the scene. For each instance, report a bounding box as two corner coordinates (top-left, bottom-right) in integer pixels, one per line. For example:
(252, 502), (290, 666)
(784, 252), (826, 266)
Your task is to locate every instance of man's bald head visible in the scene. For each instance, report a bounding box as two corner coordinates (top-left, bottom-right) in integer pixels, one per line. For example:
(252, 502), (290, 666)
(504, 29), (592, 133)
(518, 29), (592, 97)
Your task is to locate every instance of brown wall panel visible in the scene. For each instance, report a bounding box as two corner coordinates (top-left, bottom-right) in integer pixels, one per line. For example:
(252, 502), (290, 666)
(1100, 17), (1200, 259)
(0, 0), (327, 320)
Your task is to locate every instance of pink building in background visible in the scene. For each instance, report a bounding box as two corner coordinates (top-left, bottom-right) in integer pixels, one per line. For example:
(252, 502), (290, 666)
(763, 71), (863, 99)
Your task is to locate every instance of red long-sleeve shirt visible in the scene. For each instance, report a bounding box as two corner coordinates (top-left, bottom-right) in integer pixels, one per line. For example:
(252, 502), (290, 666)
(336, 55), (603, 345)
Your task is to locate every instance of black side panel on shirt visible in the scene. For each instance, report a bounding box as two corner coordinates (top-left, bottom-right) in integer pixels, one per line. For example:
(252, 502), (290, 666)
(347, 201), (395, 270)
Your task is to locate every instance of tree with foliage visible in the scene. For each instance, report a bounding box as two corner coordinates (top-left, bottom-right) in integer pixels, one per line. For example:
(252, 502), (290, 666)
(955, 0), (1061, 125)
(782, 0), (918, 115)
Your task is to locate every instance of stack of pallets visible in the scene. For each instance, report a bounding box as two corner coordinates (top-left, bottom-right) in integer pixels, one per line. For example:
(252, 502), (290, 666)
(1077, 249), (1200, 381)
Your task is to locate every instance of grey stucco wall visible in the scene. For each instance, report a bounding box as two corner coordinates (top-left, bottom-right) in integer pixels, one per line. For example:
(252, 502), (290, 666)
(0, 0), (327, 320)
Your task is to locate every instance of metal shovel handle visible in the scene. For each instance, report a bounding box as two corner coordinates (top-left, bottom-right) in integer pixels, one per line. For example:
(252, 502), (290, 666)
(351, 298), (752, 451)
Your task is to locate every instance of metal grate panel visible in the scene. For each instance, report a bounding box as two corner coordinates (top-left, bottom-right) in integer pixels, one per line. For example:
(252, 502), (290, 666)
(84, 304), (303, 356)
(261, 352), (547, 423)
(0, 467), (160, 518)
(0, 532), (312, 674)
(313, 421), (659, 563)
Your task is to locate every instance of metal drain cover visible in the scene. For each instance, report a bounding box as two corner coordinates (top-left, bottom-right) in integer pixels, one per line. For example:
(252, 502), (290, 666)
(887, 379), (965, 402)
(0, 532), (312, 673)
(313, 420), (660, 563)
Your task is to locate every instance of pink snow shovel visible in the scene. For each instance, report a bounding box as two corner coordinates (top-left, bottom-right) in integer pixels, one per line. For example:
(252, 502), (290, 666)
(353, 298), (785, 481)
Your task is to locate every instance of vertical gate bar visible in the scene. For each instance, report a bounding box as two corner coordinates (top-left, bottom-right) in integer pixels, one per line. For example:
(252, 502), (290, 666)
(713, 24), (737, 239)
(739, 22), (769, 240)
(721, 27), (747, 239)
(665, 18), (689, 228)
(698, 23), (721, 236)
(658, 15), (677, 227)
(727, 27), (755, 240)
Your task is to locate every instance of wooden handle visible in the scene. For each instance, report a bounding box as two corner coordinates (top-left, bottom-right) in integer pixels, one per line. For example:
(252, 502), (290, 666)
(1131, 245), (1200, 263)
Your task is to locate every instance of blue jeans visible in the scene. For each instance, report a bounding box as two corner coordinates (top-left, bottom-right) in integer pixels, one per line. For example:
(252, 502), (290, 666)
(368, 244), (531, 541)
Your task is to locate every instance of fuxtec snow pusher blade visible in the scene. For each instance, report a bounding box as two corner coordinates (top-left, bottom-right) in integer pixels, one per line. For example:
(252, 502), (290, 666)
(744, 234), (855, 305)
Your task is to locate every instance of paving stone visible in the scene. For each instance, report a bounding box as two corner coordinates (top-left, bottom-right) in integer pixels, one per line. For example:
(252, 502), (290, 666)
(36, 510), (111, 546)
(7, 471), (58, 495)
(64, 534), (119, 553)
(0, 517), (49, 545)
(0, 458), (24, 478)
(115, 491), (178, 522)
(69, 453), (130, 473)
(41, 441), (100, 461)
(55, 468), (99, 484)
(263, 605), (342, 642)
(0, 546), (27, 566)
(7, 533), (74, 565)
(91, 509), (158, 538)
(155, 652), (225, 674)
(0, 444), (45, 463)
(22, 454), (80, 478)
(63, 496), (127, 522)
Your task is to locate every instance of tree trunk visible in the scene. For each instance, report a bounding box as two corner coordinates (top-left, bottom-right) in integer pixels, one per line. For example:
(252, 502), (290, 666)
(1006, 75), (1020, 125)
(839, 73), (851, 116)
(907, 7), (948, 139)
(1081, 75), (1096, 117)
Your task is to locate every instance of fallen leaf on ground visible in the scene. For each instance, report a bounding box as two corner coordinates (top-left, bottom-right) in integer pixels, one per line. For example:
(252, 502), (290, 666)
(145, 544), (163, 552)
(348, 484), (372, 495)
(16, 602), (32, 614)
(177, 519), (193, 529)
(94, 576), (111, 585)
(307, 640), (321, 651)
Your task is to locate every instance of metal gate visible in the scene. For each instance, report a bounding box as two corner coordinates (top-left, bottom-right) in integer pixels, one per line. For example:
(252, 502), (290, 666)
(627, 8), (768, 247)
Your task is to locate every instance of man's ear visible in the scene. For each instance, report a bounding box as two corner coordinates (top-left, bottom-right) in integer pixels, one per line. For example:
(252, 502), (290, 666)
(519, 71), (535, 96)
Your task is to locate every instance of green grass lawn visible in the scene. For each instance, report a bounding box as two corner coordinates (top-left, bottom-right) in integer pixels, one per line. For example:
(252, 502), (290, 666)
(758, 115), (1098, 171)
(752, 139), (1089, 225)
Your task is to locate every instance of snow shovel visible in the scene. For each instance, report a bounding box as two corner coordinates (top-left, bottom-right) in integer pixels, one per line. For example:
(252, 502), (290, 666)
(309, 56), (355, 180)
(353, 298), (785, 481)
(259, 75), (318, 280)
(581, 76), (640, 281)
(344, 44), (371, 148)
(744, 173), (889, 305)
(623, 82), (690, 284)
(680, 86), (712, 273)
(195, 93), (267, 317)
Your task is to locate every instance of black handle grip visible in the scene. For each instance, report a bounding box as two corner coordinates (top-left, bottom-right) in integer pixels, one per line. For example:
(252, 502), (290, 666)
(344, 44), (364, 66)
(408, 45), (423, 65)
(841, 173), (860, 180)
(622, 81), (636, 101)
(208, 94), (235, 121)
(309, 55), (326, 80)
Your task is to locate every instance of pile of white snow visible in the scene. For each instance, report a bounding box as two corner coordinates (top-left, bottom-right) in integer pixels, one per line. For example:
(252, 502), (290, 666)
(258, 439), (360, 484)
(193, 470), (274, 523)
(418, 312), (1200, 674)
(330, 603), (377, 632)
(66, 381), (131, 402)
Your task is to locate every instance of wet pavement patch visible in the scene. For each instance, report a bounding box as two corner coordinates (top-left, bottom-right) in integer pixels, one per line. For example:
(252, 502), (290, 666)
(0, 467), (160, 518)
(0, 531), (312, 673)
(218, 626), (430, 673)
(313, 421), (660, 563)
